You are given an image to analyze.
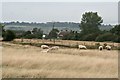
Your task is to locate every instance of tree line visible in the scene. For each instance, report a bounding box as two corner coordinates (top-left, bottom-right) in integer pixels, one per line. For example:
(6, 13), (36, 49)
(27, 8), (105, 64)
(0, 12), (120, 43)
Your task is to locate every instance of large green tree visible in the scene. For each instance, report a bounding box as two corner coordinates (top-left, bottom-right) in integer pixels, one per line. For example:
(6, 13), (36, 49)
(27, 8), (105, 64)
(80, 12), (103, 35)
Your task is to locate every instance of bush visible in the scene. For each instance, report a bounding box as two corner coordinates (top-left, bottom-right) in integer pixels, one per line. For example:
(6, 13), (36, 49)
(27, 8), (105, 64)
(3, 30), (16, 41)
(95, 33), (117, 42)
(82, 33), (98, 41)
(113, 36), (120, 43)
(24, 34), (35, 39)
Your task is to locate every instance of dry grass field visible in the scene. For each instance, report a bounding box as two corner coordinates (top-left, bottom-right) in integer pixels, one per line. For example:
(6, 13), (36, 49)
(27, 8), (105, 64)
(14, 39), (119, 47)
(0, 42), (2, 79)
(2, 41), (118, 78)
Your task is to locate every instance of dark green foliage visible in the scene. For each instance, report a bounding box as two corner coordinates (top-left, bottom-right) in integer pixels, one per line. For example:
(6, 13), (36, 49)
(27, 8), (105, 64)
(0, 24), (5, 37)
(110, 25), (120, 36)
(32, 28), (43, 39)
(23, 31), (31, 36)
(48, 28), (59, 39)
(3, 30), (16, 41)
(12, 30), (25, 38)
(109, 25), (120, 43)
(96, 25), (120, 43)
(23, 28), (43, 39)
(74, 31), (80, 40)
(24, 34), (35, 39)
(61, 31), (80, 40)
(113, 36), (120, 43)
(80, 12), (103, 35)
(95, 33), (117, 42)
(0, 24), (16, 41)
(81, 33), (99, 41)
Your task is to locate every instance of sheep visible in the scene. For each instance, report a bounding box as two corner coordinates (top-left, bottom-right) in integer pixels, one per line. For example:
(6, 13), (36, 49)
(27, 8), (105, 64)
(41, 45), (49, 49)
(78, 45), (87, 49)
(99, 46), (103, 51)
(105, 45), (111, 50)
(41, 49), (50, 53)
(49, 46), (59, 50)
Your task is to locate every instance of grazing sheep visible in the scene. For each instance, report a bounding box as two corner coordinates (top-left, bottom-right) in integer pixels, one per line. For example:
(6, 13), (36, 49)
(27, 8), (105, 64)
(41, 45), (49, 49)
(105, 45), (111, 50)
(50, 46), (59, 50)
(78, 45), (87, 49)
(41, 49), (50, 53)
(99, 46), (103, 51)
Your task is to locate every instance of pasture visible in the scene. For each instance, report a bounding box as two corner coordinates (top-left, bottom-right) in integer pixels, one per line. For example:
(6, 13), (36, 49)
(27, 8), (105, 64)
(2, 41), (118, 78)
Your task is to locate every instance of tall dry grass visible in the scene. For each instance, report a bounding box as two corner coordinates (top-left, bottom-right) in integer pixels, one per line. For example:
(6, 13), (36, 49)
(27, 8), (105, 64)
(0, 42), (2, 79)
(14, 39), (119, 47)
(2, 42), (118, 78)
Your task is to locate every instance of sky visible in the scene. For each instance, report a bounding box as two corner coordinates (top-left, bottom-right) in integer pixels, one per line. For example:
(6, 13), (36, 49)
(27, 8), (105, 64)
(0, 0), (119, 25)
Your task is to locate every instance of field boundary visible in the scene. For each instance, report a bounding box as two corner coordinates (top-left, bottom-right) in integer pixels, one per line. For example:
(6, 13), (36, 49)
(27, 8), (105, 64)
(9, 39), (120, 50)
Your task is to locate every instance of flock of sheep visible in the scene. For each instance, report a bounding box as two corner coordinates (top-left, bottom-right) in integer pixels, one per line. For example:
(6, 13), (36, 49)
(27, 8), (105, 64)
(98, 45), (111, 50)
(40, 45), (60, 53)
(78, 45), (111, 50)
(40, 44), (112, 53)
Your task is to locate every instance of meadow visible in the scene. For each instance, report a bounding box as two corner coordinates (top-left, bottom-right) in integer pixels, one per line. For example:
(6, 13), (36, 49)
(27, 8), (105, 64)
(2, 41), (118, 78)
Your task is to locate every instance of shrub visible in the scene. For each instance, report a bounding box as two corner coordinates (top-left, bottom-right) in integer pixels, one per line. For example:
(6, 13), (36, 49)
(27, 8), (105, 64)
(82, 33), (98, 41)
(3, 30), (16, 41)
(95, 33), (117, 42)
(113, 36), (120, 43)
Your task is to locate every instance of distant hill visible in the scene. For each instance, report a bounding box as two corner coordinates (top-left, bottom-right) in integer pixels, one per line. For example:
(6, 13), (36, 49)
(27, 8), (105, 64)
(3, 22), (114, 34)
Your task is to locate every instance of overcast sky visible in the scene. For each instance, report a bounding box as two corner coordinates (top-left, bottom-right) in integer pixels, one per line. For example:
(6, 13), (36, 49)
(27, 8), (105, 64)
(1, 2), (118, 24)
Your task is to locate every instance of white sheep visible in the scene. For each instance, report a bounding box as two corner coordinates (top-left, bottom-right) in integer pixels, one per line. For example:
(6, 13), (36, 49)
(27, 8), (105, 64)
(105, 45), (111, 50)
(50, 46), (59, 50)
(78, 45), (87, 49)
(41, 49), (50, 53)
(99, 46), (103, 51)
(41, 45), (49, 49)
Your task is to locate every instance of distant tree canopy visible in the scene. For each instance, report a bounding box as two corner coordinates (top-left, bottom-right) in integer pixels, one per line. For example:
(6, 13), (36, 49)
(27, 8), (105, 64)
(23, 28), (43, 39)
(62, 30), (79, 40)
(48, 28), (59, 39)
(1, 12), (120, 43)
(110, 25), (120, 36)
(80, 12), (103, 34)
